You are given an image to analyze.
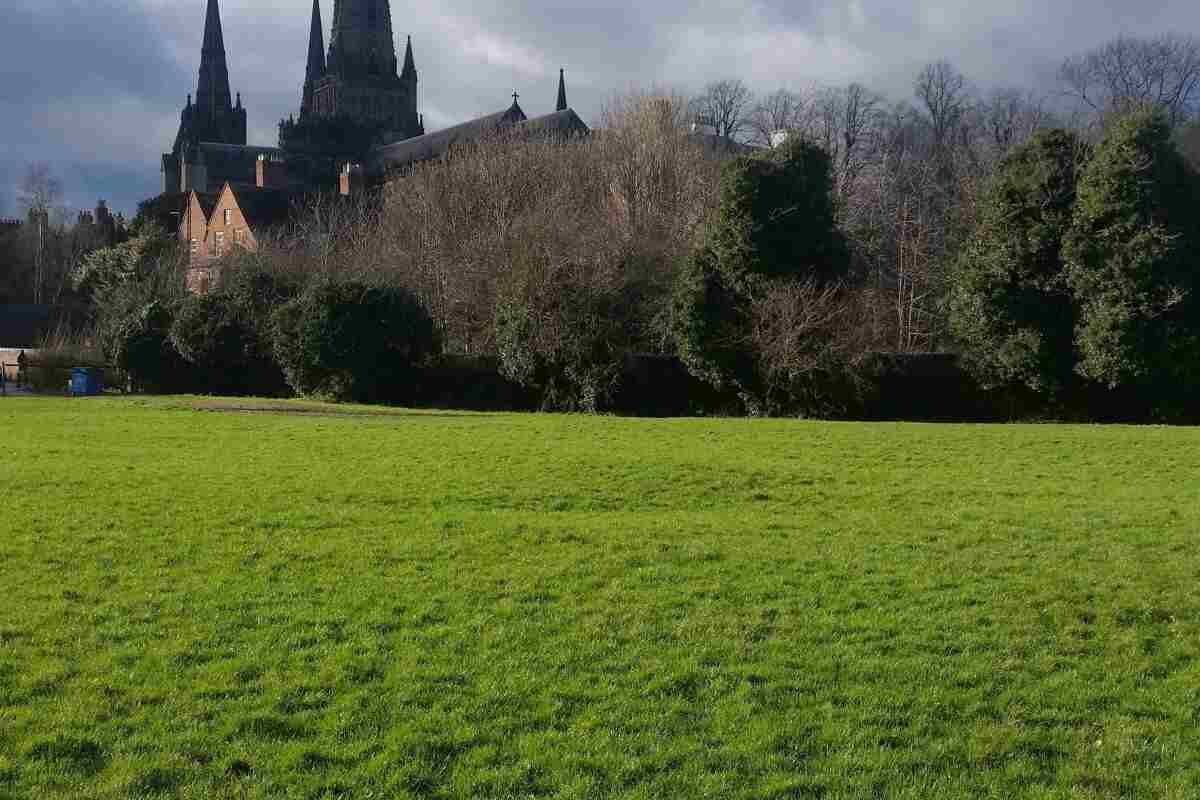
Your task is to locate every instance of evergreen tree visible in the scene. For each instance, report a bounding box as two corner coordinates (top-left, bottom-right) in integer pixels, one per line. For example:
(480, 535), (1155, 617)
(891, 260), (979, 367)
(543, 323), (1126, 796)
(949, 129), (1089, 396)
(673, 138), (848, 410)
(1064, 111), (1200, 403)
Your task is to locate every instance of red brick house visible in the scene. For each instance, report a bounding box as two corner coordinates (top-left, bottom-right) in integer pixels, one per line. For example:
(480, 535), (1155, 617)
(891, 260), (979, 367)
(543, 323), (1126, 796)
(179, 163), (294, 293)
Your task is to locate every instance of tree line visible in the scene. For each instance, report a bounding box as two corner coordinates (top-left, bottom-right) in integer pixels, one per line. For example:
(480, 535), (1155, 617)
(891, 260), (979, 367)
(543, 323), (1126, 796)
(0, 164), (129, 307)
(35, 33), (1200, 420)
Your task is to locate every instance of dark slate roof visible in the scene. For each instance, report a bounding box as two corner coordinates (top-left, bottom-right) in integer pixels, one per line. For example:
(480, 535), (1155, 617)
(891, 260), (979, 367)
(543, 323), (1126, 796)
(230, 188), (295, 229)
(518, 108), (590, 138)
(688, 133), (761, 156)
(194, 192), (220, 218)
(367, 104), (591, 176)
(368, 103), (528, 175)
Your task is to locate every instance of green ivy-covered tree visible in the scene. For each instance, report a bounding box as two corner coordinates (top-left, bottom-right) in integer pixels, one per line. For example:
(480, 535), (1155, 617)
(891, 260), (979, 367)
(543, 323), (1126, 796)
(272, 281), (440, 403)
(673, 137), (849, 412)
(1063, 111), (1200, 405)
(949, 129), (1090, 396)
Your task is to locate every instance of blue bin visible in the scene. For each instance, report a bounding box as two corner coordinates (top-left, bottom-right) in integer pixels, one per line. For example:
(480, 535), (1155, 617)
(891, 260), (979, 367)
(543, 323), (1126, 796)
(70, 368), (104, 396)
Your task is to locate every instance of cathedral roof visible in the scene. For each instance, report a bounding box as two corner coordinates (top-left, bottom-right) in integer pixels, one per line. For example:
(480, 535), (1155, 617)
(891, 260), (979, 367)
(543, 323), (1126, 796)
(367, 105), (589, 176)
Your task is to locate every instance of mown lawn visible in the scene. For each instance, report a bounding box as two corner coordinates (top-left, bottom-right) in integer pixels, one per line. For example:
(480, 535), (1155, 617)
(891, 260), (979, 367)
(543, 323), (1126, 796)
(0, 397), (1198, 800)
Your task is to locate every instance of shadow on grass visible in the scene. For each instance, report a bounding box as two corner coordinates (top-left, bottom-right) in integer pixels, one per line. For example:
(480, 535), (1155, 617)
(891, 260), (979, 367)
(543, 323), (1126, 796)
(25, 736), (107, 777)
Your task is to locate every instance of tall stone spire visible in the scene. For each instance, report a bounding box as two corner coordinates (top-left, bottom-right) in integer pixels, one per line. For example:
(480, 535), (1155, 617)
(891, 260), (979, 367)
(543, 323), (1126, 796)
(556, 68), (568, 112)
(401, 35), (417, 81)
(165, 0), (246, 194)
(302, 0), (326, 115)
(196, 0), (233, 116)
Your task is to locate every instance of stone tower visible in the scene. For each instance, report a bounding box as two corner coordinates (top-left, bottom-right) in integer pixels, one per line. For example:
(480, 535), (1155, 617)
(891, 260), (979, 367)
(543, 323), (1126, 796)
(163, 0), (248, 193)
(173, 0), (247, 151)
(305, 0), (421, 141)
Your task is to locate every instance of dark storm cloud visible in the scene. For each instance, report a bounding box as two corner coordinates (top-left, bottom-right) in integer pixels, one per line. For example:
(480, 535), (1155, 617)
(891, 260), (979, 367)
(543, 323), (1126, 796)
(4, 0), (1200, 215)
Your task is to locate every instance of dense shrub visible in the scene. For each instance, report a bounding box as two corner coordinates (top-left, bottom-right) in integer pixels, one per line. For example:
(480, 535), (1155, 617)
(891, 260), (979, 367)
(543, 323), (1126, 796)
(169, 291), (286, 397)
(495, 264), (631, 412)
(96, 289), (188, 393)
(949, 129), (1090, 397)
(72, 225), (176, 302)
(272, 281), (439, 402)
(166, 262), (300, 397)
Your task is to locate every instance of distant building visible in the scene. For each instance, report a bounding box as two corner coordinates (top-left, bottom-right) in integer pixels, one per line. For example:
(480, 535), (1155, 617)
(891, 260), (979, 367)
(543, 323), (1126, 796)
(179, 171), (295, 293)
(74, 200), (125, 250)
(164, 0), (589, 200)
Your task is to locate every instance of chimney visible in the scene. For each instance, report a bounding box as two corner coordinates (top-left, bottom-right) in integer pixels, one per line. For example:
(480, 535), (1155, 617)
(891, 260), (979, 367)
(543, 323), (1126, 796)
(256, 154), (289, 189)
(340, 162), (364, 196)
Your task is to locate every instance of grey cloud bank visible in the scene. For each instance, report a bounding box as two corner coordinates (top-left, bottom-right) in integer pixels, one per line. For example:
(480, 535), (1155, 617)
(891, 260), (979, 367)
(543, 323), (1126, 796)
(2, 0), (1198, 216)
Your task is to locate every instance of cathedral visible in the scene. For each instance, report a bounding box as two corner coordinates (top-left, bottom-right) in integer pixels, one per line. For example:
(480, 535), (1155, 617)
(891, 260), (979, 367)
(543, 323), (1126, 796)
(162, 0), (588, 197)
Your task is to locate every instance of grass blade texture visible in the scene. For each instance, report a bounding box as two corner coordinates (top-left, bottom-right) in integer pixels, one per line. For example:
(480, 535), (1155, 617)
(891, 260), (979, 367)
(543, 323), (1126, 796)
(1, 397), (1198, 799)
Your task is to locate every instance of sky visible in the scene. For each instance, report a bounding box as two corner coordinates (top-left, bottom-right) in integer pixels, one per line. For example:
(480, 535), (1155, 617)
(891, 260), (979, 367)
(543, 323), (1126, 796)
(2, 0), (1198, 217)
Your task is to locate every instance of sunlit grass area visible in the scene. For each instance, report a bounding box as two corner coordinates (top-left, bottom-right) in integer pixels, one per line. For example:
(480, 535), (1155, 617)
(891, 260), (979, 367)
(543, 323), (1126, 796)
(1, 397), (1198, 799)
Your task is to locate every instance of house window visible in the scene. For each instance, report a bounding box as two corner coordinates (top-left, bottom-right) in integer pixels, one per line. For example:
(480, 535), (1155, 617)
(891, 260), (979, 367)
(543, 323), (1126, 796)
(214, 231), (224, 257)
(189, 238), (198, 255)
(224, 209), (232, 225)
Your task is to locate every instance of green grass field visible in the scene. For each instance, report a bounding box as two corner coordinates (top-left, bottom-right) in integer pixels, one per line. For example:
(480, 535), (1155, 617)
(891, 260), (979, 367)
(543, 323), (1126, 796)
(1, 397), (1198, 799)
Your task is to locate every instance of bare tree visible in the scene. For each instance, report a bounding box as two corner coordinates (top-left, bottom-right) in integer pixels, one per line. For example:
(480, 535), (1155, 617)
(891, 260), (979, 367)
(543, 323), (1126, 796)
(801, 85), (884, 199)
(748, 88), (812, 146)
(1061, 34), (1200, 125)
(17, 163), (65, 305)
(838, 83), (883, 193)
(915, 61), (973, 153)
(982, 88), (1048, 152)
(17, 163), (63, 217)
(363, 90), (721, 356)
(691, 79), (755, 141)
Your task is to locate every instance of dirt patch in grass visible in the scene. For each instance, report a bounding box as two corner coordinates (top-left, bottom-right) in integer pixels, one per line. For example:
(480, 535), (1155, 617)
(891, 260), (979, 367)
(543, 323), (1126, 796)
(182, 398), (482, 419)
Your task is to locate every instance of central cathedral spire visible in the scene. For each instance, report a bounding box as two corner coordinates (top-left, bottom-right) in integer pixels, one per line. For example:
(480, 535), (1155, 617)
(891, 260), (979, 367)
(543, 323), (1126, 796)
(288, 0), (421, 143)
(327, 0), (399, 79)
